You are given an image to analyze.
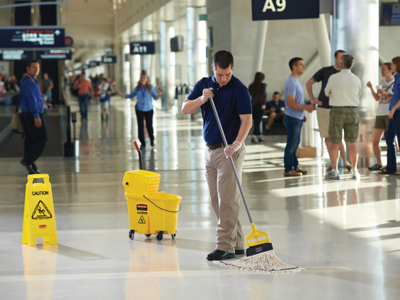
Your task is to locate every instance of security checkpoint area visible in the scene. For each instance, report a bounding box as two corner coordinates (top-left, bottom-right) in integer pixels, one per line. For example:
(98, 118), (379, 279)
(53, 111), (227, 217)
(0, 0), (400, 299)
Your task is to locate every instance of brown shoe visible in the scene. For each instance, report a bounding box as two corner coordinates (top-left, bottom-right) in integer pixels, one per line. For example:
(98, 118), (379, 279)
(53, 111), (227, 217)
(295, 168), (308, 175)
(284, 170), (302, 176)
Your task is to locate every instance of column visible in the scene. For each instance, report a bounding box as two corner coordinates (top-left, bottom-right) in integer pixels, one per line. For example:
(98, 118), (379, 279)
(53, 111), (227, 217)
(332, 0), (379, 165)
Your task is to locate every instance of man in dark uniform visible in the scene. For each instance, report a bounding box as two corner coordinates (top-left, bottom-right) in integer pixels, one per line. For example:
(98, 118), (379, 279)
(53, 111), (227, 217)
(182, 50), (253, 260)
(20, 60), (49, 174)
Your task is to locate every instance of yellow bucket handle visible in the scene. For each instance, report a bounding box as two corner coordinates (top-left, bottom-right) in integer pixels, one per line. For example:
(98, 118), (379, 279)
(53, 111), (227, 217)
(142, 195), (181, 213)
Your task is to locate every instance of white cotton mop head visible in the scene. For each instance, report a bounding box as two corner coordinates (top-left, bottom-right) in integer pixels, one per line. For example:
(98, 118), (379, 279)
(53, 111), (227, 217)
(214, 250), (304, 274)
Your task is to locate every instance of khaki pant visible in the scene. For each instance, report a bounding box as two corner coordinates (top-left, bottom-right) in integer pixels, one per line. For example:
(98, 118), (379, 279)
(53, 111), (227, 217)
(205, 144), (246, 253)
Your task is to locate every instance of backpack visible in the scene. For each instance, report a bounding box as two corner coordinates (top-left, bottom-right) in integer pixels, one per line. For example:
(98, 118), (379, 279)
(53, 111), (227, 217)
(70, 78), (80, 97)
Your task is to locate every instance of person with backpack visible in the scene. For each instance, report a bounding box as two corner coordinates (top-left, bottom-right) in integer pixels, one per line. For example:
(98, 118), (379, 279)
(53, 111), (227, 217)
(73, 72), (93, 121)
(20, 60), (51, 174)
(248, 72), (267, 143)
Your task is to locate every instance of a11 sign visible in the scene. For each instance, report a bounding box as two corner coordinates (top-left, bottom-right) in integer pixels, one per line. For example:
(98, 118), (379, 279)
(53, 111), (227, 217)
(130, 41), (156, 55)
(252, 0), (319, 21)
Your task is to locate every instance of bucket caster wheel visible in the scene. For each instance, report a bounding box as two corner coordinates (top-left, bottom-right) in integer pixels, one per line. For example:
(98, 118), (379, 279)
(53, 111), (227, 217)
(129, 230), (135, 240)
(171, 231), (176, 239)
(156, 231), (164, 241)
(145, 234), (151, 237)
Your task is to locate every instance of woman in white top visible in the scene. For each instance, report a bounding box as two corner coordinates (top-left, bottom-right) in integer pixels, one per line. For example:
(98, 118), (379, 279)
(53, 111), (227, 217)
(366, 63), (396, 170)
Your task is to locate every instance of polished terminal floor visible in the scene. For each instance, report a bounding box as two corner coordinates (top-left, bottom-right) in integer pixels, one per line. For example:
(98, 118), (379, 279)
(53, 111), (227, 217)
(0, 97), (399, 300)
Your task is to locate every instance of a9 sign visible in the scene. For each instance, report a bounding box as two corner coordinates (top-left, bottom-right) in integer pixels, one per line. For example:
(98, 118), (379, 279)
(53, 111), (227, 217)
(263, 0), (286, 12)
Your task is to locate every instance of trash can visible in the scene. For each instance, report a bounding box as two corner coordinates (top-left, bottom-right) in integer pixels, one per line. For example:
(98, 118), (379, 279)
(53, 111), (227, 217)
(123, 170), (181, 241)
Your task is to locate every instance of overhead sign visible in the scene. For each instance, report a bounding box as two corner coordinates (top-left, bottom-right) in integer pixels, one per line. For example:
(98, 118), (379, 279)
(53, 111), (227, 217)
(130, 41), (156, 55)
(82, 64), (89, 70)
(0, 28), (65, 48)
(252, 0), (319, 21)
(89, 61), (101, 68)
(36, 49), (72, 60)
(102, 55), (117, 64)
(64, 36), (74, 47)
(0, 50), (34, 60)
(199, 14), (211, 21)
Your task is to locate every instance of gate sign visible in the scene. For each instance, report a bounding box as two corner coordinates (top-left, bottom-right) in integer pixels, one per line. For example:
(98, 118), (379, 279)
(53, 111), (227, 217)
(102, 55), (117, 64)
(252, 0), (319, 21)
(0, 50), (34, 61)
(89, 61), (101, 68)
(130, 41), (156, 55)
(36, 49), (72, 60)
(0, 28), (65, 48)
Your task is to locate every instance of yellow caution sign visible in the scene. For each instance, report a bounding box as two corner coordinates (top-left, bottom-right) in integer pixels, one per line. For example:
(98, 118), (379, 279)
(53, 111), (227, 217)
(22, 174), (58, 247)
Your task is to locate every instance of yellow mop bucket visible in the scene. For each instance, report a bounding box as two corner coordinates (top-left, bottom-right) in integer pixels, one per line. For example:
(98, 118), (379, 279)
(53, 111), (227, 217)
(123, 169), (181, 241)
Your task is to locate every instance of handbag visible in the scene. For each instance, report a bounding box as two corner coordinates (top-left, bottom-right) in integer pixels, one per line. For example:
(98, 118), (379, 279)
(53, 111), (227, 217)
(10, 102), (25, 139)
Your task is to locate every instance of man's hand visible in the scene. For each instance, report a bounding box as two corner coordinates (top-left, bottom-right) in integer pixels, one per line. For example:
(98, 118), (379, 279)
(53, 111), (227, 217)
(305, 104), (314, 113)
(261, 105), (266, 110)
(34, 118), (42, 128)
(201, 88), (214, 104)
(313, 99), (323, 106)
(270, 107), (276, 112)
(366, 81), (372, 89)
(224, 141), (242, 158)
(303, 115), (307, 122)
(47, 103), (53, 109)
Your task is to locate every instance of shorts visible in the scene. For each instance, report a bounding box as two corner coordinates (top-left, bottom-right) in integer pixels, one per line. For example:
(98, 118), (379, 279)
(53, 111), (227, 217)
(374, 115), (390, 130)
(267, 112), (284, 122)
(316, 107), (331, 138)
(329, 106), (359, 144)
(101, 101), (110, 110)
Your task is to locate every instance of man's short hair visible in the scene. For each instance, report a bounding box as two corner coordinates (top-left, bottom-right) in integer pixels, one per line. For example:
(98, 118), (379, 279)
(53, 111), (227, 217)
(100, 77), (107, 82)
(81, 71), (86, 76)
(341, 54), (354, 69)
(334, 50), (346, 57)
(26, 60), (38, 68)
(213, 50), (234, 70)
(289, 57), (303, 71)
(273, 91), (280, 96)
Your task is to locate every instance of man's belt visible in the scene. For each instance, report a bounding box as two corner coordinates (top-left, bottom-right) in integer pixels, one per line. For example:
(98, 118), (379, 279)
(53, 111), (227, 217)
(333, 106), (358, 108)
(206, 141), (234, 150)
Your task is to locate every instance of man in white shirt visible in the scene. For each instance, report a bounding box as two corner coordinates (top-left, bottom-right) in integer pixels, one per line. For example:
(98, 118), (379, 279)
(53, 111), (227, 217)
(324, 54), (362, 180)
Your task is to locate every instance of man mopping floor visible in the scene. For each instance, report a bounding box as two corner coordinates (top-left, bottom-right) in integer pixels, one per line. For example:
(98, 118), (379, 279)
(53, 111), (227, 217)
(181, 50), (252, 261)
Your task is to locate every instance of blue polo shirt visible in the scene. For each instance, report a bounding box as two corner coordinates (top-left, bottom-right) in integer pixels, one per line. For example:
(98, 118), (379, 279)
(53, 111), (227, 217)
(284, 76), (305, 120)
(126, 85), (158, 112)
(20, 75), (43, 119)
(187, 75), (252, 144)
(389, 73), (400, 112)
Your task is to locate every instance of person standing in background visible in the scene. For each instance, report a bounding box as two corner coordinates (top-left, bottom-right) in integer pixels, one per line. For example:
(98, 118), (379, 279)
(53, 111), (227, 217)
(115, 70), (162, 150)
(378, 56), (400, 175)
(73, 72), (93, 121)
(248, 72), (267, 143)
(20, 61), (51, 174)
(42, 73), (53, 104)
(306, 50), (351, 172)
(283, 57), (314, 177)
(366, 63), (396, 171)
(325, 54), (362, 180)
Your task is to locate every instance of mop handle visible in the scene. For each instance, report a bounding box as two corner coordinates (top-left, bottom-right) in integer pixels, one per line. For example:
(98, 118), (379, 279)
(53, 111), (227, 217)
(133, 141), (143, 170)
(204, 84), (254, 224)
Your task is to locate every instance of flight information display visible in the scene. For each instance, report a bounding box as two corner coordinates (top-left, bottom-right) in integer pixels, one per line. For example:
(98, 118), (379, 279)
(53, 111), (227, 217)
(102, 55), (117, 64)
(0, 50), (34, 60)
(0, 28), (65, 48)
(381, 3), (400, 26)
(36, 49), (72, 60)
(130, 41), (156, 55)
